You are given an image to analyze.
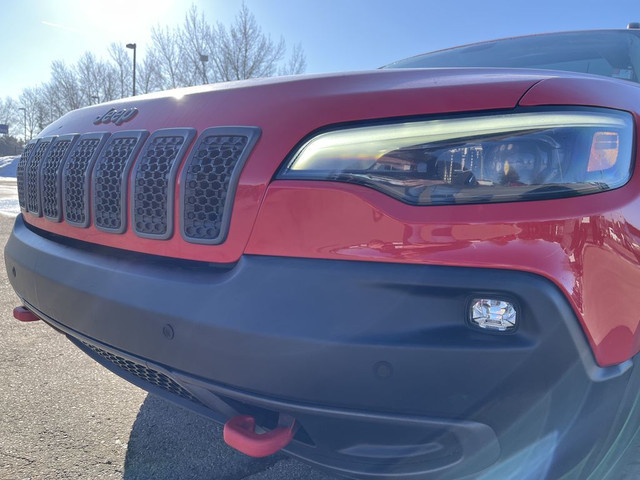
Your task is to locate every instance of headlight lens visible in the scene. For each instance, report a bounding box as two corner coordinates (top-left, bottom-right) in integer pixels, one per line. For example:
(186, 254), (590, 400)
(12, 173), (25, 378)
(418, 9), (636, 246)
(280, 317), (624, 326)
(278, 109), (634, 205)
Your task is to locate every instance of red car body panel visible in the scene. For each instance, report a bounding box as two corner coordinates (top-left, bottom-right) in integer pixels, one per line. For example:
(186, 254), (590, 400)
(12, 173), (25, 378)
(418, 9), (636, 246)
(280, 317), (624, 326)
(247, 179), (640, 367)
(10, 30), (640, 475)
(246, 75), (640, 367)
(11, 27), (640, 479)
(24, 70), (640, 367)
(29, 69), (542, 263)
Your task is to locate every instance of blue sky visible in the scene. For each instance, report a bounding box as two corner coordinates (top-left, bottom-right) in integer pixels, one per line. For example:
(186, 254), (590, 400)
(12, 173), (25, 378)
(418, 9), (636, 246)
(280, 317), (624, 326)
(1, 0), (639, 100)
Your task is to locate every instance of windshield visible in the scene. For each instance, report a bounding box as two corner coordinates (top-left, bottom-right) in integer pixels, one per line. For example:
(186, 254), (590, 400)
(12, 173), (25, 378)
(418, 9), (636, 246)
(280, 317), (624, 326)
(386, 30), (640, 82)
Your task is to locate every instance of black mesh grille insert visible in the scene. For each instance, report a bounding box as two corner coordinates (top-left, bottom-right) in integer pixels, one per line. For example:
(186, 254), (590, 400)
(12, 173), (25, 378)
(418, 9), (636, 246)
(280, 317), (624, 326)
(181, 128), (259, 244)
(82, 342), (201, 405)
(17, 141), (37, 210)
(63, 137), (103, 226)
(26, 139), (53, 215)
(41, 137), (76, 221)
(93, 133), (146, 233)
(132, 129), (194, 239)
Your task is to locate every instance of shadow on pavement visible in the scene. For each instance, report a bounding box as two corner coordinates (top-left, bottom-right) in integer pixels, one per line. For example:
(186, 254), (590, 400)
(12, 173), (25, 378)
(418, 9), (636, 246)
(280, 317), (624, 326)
(123, 395), (337, 480)
(122, 392), (640, 480)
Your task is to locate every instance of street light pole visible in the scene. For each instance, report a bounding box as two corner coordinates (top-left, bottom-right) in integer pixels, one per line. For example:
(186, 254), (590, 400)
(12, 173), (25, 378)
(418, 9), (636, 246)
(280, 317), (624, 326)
(126, 43), (137, 96)
(18, 107), (27, 141)
(199, 54), (209, 85)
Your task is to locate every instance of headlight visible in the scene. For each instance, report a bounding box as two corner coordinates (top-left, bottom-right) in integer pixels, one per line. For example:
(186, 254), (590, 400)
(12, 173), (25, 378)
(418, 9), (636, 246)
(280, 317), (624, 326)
(278, 109), (634, 205)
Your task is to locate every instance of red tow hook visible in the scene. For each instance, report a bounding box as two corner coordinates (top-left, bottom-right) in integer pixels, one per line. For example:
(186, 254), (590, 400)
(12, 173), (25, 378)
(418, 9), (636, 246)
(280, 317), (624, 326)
(13, 306), (40, 322)
(223, 414), (295, 458)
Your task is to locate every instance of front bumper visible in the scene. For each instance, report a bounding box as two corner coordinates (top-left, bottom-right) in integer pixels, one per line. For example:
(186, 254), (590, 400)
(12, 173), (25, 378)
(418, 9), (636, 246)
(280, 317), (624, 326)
(5, 215), (637, 479)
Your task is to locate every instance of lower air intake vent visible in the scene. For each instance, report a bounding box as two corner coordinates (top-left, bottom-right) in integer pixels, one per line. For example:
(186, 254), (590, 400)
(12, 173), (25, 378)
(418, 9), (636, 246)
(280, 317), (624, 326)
(81, 342), (201, 405)
(180, 127), (260, 244)
(131, 128), (195, 239)
(93, 131), (148, 233)
(41, 135), (79, 222)
(63, 133), (110, 227)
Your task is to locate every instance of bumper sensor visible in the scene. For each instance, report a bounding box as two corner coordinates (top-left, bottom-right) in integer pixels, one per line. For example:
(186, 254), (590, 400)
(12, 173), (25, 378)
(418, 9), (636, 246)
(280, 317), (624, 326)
(223, 414), (296, 457)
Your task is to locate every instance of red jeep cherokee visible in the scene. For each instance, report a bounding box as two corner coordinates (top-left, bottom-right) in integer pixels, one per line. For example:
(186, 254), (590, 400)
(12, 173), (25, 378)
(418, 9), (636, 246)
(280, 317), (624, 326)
(6, 29), (640, 479)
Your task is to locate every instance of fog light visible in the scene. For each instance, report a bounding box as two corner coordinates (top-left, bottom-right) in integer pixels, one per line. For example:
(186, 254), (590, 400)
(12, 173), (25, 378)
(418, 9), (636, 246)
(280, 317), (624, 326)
(470, 299), (517, 331)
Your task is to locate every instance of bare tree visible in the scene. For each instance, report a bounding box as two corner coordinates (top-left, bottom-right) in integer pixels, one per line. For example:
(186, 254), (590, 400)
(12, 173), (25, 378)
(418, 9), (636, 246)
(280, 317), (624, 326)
(108, 43), (133, 98)
(137, 52), (163, 94)
(39, 83), (59, 127)
(99, 65), (119, 103)
(150, 25), (186, 89)
(76, 52), (119, 106)
(7, 3), (307, 138)
(49, 60), (82, 112)
(279, 43), (307, 76)
(178, 5), (217, 85)
(18, 88), (44, 140)
(0, 97), (19, 136)
(214, 4), (286, 81)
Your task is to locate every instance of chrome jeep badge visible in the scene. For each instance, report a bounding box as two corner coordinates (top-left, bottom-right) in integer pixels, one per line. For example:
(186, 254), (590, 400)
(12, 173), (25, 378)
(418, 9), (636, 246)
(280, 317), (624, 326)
(93, 107), (138, 126)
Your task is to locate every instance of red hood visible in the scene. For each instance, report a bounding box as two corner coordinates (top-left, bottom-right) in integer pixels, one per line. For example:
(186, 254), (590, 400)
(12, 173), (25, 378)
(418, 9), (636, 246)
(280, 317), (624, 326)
(32, 68), (549, 263)
(41, 68), (551, 137)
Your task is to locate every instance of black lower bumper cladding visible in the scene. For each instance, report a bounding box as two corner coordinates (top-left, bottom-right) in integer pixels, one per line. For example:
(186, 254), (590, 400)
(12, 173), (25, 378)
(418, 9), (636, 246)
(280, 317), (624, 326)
(5, 215), (639, 479)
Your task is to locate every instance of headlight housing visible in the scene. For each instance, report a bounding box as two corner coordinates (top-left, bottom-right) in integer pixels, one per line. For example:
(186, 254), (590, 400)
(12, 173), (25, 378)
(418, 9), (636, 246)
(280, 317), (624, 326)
(278, 108), (634, 205)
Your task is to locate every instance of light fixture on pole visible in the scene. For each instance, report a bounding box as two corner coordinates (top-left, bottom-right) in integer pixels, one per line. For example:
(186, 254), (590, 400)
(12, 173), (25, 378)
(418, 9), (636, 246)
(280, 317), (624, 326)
(126, 43), (137, 96)
(200, 54), (209, 85)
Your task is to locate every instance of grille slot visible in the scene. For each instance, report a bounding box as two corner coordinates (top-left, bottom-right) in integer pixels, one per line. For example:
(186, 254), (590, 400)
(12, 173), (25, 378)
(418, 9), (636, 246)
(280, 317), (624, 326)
(82, 342), (201, 405)
(41, 135), (79, 222)
(93, 131), (148, 233)
(63, 133), (110, 227)
(131, 128), (195, 239)
(181, 127), (260, 244)
(26, 138), (55, 216)
(17, 140), (38, 210)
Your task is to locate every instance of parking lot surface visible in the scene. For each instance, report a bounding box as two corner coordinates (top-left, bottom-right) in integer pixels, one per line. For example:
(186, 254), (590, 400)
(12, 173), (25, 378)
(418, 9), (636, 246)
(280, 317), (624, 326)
(0, 182), (336, 479)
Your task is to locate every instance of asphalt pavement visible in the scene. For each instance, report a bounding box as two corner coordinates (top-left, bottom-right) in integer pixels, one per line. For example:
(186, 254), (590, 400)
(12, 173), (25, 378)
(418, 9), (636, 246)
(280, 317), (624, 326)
(0, 179), (337, 480)
(1, 177), (640, 479)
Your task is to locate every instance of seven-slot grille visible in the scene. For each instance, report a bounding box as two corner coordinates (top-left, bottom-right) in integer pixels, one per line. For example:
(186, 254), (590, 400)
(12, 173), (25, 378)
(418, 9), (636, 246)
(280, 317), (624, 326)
(16, 126), (258, 243)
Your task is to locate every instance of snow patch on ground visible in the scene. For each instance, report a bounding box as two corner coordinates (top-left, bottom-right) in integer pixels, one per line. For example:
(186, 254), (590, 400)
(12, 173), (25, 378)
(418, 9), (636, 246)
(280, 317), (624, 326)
(0, 178), (19, 217)
(0, 156), (19, 178)
(0, 199), (19, 217)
